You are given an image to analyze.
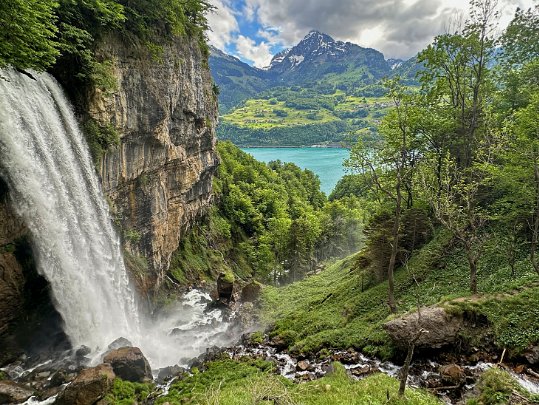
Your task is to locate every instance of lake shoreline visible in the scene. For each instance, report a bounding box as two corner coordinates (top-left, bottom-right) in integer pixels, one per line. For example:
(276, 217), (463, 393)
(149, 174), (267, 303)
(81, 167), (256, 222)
(238, 144), (349, 149)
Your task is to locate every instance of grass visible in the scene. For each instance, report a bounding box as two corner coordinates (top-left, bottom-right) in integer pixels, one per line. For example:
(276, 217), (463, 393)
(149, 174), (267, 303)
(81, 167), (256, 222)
(261, 227), (539, 358)
(157, 360), (441, 405)
(105, 379), (154, 405)
(466, 368), (539, 404)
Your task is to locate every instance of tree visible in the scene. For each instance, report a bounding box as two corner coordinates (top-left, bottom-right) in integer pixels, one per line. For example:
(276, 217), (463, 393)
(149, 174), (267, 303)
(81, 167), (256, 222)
(347, 79), (421, 313)
(417, 0), (497, 169)
(0, 0), (60, 70)
(415, 0), (499, 293)
(492, 6), (539, 275)
(421, 156), (489, 293)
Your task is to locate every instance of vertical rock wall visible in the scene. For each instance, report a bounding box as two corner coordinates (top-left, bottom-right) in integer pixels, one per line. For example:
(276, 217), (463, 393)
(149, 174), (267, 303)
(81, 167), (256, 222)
(0, 199), (26, 341)
(87, 35), (219, 291)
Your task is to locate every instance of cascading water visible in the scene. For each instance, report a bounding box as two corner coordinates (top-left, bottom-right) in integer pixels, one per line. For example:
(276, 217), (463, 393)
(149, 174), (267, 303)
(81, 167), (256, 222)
(0, 69), (141, 351)
(0, 70), (237, 369)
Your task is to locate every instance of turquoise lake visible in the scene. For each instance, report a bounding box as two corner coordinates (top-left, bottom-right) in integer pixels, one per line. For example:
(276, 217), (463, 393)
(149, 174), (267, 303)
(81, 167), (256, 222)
(241, 147), (350, 195)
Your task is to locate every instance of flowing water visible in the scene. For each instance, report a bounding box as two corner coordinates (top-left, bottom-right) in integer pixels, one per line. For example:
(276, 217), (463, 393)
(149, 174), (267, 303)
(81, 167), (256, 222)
(0, 69), (140, 350)
(0, 70), (236, 369)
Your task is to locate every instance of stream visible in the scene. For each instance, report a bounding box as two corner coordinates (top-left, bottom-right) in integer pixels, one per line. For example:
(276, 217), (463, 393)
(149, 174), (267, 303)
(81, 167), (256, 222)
(3, 289), (539, 404)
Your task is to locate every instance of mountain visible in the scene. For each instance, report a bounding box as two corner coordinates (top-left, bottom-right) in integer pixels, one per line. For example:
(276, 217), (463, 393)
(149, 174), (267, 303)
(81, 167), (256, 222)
(266, 30), (390, 86)
(209, 46), (272, 113)
(210, 31), (422, 146)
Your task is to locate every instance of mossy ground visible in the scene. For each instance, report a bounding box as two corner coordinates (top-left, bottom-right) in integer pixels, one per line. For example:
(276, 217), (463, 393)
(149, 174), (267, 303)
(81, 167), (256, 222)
(466, 368), (539, 404)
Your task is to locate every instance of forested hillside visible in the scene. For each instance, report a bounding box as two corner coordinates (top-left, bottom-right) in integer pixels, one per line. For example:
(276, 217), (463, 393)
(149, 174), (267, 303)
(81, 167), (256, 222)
(254, 0), (539, 376)
(169, 141), (364, 286)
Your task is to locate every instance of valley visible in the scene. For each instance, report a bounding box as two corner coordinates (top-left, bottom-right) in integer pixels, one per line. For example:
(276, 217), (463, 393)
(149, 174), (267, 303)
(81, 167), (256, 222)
(0, 0), (538, 404)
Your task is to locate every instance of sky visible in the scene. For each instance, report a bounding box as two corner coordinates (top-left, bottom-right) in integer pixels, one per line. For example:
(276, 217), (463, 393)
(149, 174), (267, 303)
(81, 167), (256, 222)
(206, 0), (537, 68)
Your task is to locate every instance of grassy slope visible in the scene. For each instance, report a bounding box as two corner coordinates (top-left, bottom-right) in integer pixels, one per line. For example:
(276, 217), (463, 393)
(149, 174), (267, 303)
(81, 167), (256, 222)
(262, 228), (539, 359)
(222, 93), (391, 130)
(155, 359), (441, 405)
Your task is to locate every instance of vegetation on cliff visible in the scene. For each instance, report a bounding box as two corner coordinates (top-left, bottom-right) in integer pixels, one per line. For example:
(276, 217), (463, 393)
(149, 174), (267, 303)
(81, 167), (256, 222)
(0, 0), (214, 73)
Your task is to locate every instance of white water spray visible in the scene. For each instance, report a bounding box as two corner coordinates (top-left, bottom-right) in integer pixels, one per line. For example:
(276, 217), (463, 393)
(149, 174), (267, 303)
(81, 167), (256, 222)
(0, 70), (237, 369)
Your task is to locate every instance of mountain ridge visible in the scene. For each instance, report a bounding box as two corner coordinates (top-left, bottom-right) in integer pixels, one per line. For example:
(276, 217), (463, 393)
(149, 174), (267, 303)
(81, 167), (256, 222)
(210, 30), (418, 114)
(209, 30), (421, 146)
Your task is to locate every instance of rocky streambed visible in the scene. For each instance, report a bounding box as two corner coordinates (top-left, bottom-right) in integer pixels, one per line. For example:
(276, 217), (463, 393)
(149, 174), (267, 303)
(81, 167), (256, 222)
(2, 289), (539, 405)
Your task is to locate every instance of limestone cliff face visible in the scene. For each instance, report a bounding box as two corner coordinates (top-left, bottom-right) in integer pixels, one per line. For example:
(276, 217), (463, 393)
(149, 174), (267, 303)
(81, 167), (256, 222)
(87, 35), (219, 290)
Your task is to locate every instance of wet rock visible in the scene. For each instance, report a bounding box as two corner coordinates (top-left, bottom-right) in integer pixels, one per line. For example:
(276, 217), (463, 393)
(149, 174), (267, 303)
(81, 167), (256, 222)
(216, 272), (235, 303)
(523, 345), (539, 364)
(241, 281), (261, 303)
(297, 372), (315, 381)
(0, 380), (34, 404)
(55, 363), (115, 405)
(50, 370), (70, 387)
(103, 347), (152, 383)
(269, 336), (288, 351)
(349, 365), (371, 377)
(108, 337), (133, 351)
(439, 364), (466, 384)
(297, 360), (310, 371)
(384, 307), (463, 349)
(515, 364), (527, 374)
(75, 345), (91, 358)
(157, 365), (185, 384)
(321, 363), (334, 375)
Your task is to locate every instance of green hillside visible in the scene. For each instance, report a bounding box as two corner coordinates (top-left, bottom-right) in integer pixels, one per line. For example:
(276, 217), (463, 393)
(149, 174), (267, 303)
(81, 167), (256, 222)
(219, 89), (393, 147)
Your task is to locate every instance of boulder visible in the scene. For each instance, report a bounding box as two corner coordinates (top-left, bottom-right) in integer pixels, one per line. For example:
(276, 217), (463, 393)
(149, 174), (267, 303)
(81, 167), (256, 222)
(439, 364), (466, 384)
(107, 337), (133, 351)
(156, 365), (185, 384)
(523, 345), (539, 364)
(240, 281), (261, 303)
(0, 380), (34, 404)
(103, 347), (152, 382)
(297, 360), (310, 371)
(384, 307), (463, 349)
(216, 272), (235, 303)
(55, 363), (115, 405)
(75, 345), (91, 358)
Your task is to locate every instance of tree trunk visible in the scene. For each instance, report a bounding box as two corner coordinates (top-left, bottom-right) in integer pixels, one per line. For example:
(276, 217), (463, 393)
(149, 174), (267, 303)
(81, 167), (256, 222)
(531, 157), (539, 275)
(399, 341), (415, 397)
(466, 244), (478, 294)
(398, 326), (424, 397)
(388, 183), (402, 314)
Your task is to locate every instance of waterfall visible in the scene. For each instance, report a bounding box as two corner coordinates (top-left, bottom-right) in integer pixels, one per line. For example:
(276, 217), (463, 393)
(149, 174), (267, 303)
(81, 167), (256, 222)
(0, 69), (238, 369)
(0, 69), (140, 352)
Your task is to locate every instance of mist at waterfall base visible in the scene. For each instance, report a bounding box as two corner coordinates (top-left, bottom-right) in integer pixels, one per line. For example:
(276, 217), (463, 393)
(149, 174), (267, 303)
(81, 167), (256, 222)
(0, 69), (236, 370)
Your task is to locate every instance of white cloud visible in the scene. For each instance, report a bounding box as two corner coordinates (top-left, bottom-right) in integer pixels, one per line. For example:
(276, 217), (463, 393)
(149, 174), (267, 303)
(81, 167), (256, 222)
(235, 35), (274, 67)
(207, 0), (239, 50)
(256, 27), (283, 46)
(241, 0), (537, 59)
(243, 2), (257, 22)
